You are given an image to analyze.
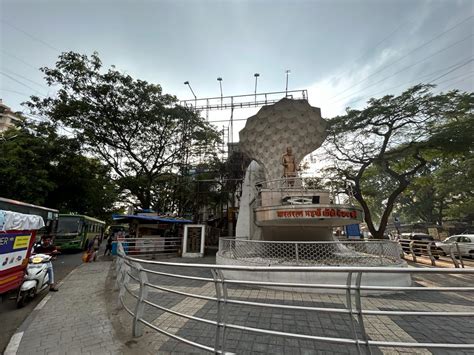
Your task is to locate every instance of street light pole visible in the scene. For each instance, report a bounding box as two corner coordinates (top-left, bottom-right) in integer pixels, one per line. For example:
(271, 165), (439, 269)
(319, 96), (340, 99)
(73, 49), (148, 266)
(217, 77), (223, 108)
(184, 81), (197, 108)
(285, 70), (291, 97)
(254, 73), (260, 104)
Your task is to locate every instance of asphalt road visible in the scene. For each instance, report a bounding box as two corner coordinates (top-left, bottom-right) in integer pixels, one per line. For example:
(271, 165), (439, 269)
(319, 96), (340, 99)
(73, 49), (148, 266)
(0, 250), (85, 353)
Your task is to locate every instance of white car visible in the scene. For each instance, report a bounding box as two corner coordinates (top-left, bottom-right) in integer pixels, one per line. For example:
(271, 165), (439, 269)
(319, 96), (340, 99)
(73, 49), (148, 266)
(436, 234), (474, 257)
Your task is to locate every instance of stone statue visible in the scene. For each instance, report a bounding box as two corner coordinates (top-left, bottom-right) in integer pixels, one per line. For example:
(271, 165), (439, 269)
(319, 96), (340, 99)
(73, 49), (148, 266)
(282, 146), (297, 186)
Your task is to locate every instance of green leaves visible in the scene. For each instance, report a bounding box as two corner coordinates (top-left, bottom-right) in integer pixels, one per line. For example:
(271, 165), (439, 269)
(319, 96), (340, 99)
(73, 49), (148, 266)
(324, 84), (473, 237)
(0, 124), (118, 218)
(26, 51), (221, 210)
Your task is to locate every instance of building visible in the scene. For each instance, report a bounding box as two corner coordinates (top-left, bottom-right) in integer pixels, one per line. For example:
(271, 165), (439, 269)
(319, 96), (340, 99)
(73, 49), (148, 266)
(0, 100), (23, 133)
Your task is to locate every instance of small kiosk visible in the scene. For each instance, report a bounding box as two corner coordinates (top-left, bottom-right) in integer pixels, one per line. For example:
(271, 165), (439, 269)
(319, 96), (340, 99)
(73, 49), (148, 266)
(111, 214), (198, 257)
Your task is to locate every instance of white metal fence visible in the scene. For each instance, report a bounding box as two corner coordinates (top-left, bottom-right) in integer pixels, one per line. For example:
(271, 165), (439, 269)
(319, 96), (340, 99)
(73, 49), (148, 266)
(115, 241), (474, 354)
(117, 237), (182, 258)
(218, 238), (403, 266)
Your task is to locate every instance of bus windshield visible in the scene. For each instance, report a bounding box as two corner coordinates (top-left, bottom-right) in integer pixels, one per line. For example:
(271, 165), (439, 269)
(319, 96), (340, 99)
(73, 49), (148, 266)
(58, 217), (81, 234)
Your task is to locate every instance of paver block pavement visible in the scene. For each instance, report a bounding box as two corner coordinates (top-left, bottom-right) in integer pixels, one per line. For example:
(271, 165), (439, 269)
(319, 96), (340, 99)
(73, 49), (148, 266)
(13, 261), (127, 355)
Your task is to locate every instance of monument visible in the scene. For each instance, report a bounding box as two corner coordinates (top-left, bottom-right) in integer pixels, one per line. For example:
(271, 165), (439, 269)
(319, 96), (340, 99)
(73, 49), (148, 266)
(218, 98), (410, 291)
(235, 98), (363, 242)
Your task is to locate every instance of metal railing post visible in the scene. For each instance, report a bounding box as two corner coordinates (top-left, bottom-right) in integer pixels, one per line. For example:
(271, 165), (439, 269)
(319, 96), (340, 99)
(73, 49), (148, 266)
(117, 262), (131, 308)
(450, 244), (460, 268)
(295, 243), (300, 264)
(133, 263), (149, 337)
(345, 272), (362, 355)
(211, 269), (228, 354)
(455, 243), (465, 268)
(409, 241), (417, 263)
(378, 242), (384, 265)
(427, 242), (436, 266)
(355, 272), (371, 355)
(114, 254), (124, 291)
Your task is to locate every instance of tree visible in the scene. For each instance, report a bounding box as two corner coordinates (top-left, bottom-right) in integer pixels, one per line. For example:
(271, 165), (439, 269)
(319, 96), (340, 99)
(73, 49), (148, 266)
(26, 52), (221, 209)
(398, 151), (474, 225)
(324, 84), (473, 238)
(0, 123), (118, 217)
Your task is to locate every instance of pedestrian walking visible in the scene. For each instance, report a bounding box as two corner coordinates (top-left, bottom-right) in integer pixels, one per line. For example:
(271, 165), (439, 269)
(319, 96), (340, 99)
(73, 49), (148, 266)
(104, 234), (113, 256)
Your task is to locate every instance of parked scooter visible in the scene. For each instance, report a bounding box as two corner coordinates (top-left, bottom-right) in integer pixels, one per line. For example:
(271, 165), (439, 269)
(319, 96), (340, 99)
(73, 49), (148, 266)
(16, 252), (57, 308)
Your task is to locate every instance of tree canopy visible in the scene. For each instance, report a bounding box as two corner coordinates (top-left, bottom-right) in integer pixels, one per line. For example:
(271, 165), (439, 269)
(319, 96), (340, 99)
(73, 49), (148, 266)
(0, 123), (118, 219)
(324, 84), (473, 238)
(27, 52), (221, 209)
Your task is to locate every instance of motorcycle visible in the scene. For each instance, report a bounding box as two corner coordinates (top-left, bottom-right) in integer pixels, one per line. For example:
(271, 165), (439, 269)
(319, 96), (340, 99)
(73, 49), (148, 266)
(16, 251), (57, 308)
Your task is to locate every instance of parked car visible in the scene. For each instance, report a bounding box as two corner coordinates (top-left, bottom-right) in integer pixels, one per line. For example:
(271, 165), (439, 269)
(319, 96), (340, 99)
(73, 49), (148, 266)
(436, 234), (474, 258)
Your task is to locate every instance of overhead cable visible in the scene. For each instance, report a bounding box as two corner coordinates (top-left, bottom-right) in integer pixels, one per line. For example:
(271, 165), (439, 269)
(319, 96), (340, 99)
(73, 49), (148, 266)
(329, 15), (474, 101)
(0, 19), (59, 52)
(332, 34), (473, 104)
(344, 56), (474, 107)
(0, 71), (46, 97)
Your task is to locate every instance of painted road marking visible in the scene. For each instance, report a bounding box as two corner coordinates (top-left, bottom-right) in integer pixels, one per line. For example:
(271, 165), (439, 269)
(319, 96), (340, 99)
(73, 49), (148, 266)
(4, 331), (23, 355)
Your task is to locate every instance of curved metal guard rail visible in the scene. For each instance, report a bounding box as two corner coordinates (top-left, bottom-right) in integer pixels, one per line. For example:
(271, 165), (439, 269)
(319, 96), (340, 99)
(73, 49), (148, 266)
(114, 241), (474, 355)
(399, 239), (469, 268)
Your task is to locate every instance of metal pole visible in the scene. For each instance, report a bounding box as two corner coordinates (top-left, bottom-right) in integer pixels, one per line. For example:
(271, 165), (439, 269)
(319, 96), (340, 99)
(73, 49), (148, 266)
(285, 70), (291, 97)
(184, 81), (197, 109)
(217, 77), (223, 108)
(254, 73), (260, 105)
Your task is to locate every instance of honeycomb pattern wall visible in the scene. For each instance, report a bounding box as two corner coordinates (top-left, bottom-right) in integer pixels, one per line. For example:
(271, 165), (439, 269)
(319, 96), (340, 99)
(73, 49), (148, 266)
(239, 98), (328, 182)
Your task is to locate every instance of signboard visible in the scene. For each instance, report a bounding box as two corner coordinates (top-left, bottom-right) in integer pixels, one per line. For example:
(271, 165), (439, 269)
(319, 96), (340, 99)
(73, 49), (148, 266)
(345, 224), (361, 239)
(0, 232), (32, 272)
(276, 208), (358, 219)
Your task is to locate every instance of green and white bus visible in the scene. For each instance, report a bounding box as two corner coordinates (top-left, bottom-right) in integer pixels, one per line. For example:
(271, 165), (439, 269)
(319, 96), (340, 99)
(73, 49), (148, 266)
(55, 214), (105, 251)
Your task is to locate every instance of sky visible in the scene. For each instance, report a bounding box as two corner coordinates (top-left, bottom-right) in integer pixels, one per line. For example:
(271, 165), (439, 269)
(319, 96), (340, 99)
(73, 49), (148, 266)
(1, 0), (473, 145)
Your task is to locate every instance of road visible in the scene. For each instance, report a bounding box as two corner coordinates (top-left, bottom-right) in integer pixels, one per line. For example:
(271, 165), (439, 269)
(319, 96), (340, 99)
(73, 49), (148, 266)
(0, 250), (84, 353)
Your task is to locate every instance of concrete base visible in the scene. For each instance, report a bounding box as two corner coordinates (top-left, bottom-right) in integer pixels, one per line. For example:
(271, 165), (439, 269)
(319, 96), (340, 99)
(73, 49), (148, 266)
(216, 254), (412, 294)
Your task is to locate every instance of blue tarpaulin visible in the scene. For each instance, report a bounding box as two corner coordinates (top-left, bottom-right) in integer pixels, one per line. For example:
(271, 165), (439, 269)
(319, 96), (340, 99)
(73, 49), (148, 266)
(112, 214), (192, 224)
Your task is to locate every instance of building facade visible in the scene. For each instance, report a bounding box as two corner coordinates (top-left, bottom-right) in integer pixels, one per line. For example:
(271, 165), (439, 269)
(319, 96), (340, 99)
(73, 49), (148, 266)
(0, 100), (23, 133)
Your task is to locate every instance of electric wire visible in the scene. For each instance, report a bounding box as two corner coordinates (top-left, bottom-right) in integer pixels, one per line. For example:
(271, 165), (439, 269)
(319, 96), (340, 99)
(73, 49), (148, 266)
(331, 34), (474, 104)
(0, 71), (46, 97)
(344, 56), (474, 107)
(327, 18), (413, 85)
(1, 49), (40, 70)
(329, 14), (474, 101)
(0, 19), (59, 52)
(1, 67), (46, 89)
(436, 71), (474, 87)
(0, 88), (33, 97)
(428, 58), (474, 83)
(438, 73), (474, 91)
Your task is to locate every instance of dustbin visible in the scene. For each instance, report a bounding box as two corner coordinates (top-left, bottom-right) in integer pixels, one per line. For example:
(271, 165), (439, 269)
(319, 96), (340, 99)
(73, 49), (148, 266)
(111, 241), (128, 255)
(111, 241), (118, 255)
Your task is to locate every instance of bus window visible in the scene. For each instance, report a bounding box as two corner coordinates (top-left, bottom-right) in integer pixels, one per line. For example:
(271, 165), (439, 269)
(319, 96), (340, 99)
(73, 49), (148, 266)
(58, 217), (81, 234)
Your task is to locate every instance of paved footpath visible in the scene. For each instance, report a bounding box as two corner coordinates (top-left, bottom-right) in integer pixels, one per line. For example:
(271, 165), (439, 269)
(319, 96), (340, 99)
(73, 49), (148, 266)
(4, 260), (125, 355)
(4, 256), (474, 355)
(116, 257), (474, 355)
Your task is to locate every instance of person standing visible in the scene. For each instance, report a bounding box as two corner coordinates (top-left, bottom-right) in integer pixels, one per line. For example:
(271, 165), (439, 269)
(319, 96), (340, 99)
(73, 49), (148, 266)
(104, 234), (113, 256)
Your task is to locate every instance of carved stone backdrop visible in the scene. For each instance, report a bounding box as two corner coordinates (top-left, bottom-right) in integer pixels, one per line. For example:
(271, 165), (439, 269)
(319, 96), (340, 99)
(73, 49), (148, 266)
(239, 98), (328, 182)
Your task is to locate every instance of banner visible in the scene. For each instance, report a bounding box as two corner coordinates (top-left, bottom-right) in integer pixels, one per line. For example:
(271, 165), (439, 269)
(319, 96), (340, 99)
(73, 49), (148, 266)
(0, 232), (32, 272)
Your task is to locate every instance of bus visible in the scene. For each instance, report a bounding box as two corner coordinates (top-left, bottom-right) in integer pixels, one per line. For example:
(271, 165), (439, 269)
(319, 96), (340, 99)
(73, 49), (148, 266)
(0, 197), (59, 241)
(55, 214), (105, 251)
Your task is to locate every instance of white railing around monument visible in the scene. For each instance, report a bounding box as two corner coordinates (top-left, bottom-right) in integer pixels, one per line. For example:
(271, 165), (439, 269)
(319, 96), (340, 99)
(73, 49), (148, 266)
(114, 241), (474, 355)
(218, 239), (403, 266)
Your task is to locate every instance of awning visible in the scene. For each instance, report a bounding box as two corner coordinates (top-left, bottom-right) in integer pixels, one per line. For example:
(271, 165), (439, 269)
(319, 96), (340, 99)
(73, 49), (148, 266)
(112, 214), (192, 224)
(0, 210), (45, 231)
